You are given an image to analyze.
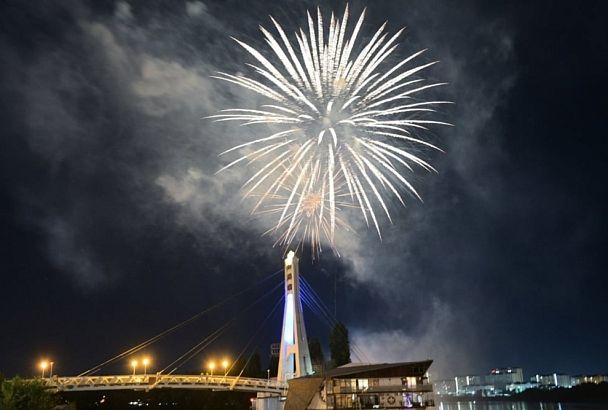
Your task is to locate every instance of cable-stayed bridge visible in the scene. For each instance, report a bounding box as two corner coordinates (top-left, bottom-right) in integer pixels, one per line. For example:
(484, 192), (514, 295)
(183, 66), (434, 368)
(41, 252), (367, 397)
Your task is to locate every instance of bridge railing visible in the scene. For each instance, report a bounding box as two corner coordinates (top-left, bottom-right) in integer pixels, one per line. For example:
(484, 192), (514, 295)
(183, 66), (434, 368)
(44, 374), (287, 394)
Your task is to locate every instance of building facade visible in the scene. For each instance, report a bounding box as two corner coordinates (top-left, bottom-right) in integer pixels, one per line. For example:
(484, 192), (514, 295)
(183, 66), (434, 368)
(506, 381), (539, 393)
(454, 375), (481, 395)
(572, 374), (608, 385)
(270, 342), (280, 357)
(443, 367), (525, 397)
(434, 379), (456, 396)
(531, 373), (572, 388)
(282, 360), (435, 410)
(485, 367), (524, 392)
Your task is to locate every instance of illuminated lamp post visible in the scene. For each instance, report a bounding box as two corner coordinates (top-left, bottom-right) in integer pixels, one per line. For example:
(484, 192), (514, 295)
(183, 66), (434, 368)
(142, 357), (150, 376)
(39, 360), (48, 378)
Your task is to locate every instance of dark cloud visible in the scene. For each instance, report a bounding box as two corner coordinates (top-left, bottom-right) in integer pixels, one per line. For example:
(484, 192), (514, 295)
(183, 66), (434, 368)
(0, 0), (606, 379)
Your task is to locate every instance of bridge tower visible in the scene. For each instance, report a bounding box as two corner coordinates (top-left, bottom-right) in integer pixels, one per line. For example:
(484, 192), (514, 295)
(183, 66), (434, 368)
(277, 251), (313, 382)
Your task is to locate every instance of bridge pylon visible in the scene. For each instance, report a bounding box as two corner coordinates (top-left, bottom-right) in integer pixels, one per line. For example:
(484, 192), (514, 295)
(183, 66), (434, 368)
(276, 251), (313, 383)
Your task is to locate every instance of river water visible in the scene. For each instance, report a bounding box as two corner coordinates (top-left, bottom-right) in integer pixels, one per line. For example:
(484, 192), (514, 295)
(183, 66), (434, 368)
(437, 402), (606, 410)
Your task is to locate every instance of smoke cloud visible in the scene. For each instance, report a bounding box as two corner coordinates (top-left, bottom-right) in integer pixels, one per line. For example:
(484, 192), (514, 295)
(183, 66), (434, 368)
(8, 0), (602, 379)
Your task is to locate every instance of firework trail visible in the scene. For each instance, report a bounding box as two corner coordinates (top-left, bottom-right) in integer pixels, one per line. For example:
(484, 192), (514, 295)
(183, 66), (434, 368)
(210, 5), (450, 255)
(254, 156), (354, 256)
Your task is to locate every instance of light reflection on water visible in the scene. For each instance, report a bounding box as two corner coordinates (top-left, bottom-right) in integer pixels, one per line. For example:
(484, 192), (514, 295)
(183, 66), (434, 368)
(438, 402), (604, 410)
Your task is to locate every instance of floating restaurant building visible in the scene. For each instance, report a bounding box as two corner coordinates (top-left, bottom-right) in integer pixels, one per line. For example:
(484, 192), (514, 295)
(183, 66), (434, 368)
(281, 360), (435, 410)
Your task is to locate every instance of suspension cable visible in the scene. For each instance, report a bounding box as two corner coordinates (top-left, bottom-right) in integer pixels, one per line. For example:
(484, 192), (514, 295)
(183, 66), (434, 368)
(300, 275), (371, 363)
(226, 294), (284, 377)
(79, 269), (282, 376)
(163, 281), (284, 374)
(230, 295), (284, 387)
(162, 321), (232, 375)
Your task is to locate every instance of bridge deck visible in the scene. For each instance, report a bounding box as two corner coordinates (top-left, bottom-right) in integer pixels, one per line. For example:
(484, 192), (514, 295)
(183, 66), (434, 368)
(44, 374), (287, 394)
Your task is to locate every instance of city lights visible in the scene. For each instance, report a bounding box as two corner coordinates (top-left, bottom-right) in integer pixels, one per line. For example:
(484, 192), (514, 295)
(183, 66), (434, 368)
(142, 357), (150, 375)
(203, 358), (231, 377)
(128, 356), (152, 376)
(39, 360), (48, 378)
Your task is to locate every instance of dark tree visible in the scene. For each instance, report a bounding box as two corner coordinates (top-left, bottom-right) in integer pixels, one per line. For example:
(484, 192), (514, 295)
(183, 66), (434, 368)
(0, 377), (58, 410)
(267, 354), (279, 377)
(243, 351), (263, 378)
(308, 337), (325, 367)
(329, 322), (351, 367)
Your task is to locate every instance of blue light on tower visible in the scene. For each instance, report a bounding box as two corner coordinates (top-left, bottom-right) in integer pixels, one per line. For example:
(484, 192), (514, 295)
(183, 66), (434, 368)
(277, 251), (313, 382)
(284, 293), (295, 345)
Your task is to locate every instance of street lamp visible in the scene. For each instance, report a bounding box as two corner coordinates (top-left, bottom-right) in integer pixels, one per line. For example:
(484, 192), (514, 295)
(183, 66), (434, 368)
(131, 359), (138, 376)
(208, 361), (216, 376)
(267, 369), (270, 383)
(50, 361), (54, 378)
(142, 357), (150, 376)
(222, 359), (229, 376)
(39, 360), (48, 378)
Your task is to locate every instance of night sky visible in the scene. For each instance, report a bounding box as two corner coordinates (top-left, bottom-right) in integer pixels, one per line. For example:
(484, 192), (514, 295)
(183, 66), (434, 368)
(1, 0), (607, 380)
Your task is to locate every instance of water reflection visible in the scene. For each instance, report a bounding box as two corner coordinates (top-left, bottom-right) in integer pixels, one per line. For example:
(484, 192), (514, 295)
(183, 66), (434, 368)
(438, 402), (603, 410)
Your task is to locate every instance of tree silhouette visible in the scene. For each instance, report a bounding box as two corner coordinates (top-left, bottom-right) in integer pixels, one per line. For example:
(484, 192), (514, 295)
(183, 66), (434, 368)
(329, 322), (351, 368)
(267, 354), (279, 377)
(0, 377), (57, 410)
(308, 337), (325, 367)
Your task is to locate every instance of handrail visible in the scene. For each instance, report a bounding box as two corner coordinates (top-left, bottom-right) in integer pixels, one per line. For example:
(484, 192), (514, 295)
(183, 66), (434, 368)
(43, 374), (287, 394)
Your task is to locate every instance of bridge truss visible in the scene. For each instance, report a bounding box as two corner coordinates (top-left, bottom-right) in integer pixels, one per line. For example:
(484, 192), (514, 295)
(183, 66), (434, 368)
(44, 374), (286, 395)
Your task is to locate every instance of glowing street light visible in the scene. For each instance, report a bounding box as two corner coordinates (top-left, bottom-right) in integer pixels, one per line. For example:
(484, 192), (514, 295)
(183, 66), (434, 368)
(50, 361), (54, 378)
(142, 357), (150, 376)
(222, 359), (229, 376)
(39, 360), (48, 378)
(131, 359), (138, 376)
(208, 361), (216, 376)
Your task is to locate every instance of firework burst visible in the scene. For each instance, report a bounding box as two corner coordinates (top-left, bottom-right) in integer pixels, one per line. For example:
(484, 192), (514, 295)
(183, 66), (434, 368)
(210, 4), (450, 255)
(255, 160), (354, 256)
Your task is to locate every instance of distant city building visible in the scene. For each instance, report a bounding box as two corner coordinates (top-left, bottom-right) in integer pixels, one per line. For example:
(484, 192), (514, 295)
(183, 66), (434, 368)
(531, 373), (572, 388)
(454, 375), (481, 395)
(485, 368), (524, 392)
(448, 367), (525, 396)
(572, 374), (608, 385)
(270, 342), (280, 357)
(434, 379), (456, 395)
(436, 367), (606, 398)
(506, 381), (539, 393)
(461, 383), (496, 396)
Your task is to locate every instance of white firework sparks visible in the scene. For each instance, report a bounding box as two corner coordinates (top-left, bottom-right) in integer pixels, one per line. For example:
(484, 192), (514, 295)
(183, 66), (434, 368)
(254, 155), (354, 256)
(210, 5), (450, 255)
